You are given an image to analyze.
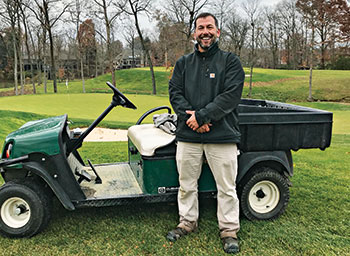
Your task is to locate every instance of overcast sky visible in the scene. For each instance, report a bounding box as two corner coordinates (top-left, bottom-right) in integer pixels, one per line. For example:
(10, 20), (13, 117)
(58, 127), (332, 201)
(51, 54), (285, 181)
(137, 0), (284, 38)
(236, 0), (282, 6)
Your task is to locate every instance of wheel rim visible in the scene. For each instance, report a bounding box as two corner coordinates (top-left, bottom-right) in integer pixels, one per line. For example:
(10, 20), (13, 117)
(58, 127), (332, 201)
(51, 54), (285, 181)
(248, 180), (280, 214)
(1, 197), (31, 228)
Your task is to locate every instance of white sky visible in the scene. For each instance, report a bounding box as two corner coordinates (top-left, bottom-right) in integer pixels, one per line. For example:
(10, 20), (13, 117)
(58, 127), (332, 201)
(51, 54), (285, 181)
(137, 0), (284, 40)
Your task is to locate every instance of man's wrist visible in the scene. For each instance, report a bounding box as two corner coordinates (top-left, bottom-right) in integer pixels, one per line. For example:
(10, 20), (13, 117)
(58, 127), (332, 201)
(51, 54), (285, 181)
(195, 110), (210, 127)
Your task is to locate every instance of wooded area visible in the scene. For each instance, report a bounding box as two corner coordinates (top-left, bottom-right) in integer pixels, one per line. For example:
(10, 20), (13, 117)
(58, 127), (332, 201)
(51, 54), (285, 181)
(0, 0), (349, 95)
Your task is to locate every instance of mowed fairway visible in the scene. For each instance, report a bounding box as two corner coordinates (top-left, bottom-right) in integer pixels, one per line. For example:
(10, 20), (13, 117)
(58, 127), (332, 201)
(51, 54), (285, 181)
(0, 92), (349, 132)
(0, 93), (171, 127)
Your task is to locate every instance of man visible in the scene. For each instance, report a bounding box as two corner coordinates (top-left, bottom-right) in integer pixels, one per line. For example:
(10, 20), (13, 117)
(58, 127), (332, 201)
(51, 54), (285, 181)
(167, 12), (245, 254)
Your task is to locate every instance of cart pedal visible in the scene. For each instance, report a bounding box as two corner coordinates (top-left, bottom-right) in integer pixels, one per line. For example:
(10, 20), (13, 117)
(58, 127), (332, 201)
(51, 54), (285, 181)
(87, 159), (102, 184)
(75, 168), (92, 183)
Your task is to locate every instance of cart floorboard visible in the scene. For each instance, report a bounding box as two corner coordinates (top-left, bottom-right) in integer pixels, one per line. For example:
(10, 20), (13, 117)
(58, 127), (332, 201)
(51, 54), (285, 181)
(81, 163), (142, 199)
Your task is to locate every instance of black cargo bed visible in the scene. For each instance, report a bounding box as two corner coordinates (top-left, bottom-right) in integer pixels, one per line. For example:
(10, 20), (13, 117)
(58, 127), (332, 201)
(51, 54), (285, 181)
(238, 99), (333, 152)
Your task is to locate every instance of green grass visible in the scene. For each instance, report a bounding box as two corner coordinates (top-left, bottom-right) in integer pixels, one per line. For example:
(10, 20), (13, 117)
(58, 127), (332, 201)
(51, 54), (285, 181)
(0, 110), (48, 143)
(1, 94), (349, 134)
(0, 68), (349, 254)
(1, 135), (349, 255)
(1, 67), (349, 103)
(292, 102), (350, 135)
(78, 141), (128, 164)
(0, 104), (349, 255)
(0, 94), (171, 129)
(243, 67), (307, 82)
(243, 69), (350, 102)
(0, 67), (172, 96)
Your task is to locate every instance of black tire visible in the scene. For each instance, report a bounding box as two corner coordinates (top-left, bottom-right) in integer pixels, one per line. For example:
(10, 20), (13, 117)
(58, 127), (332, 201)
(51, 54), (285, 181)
(238, 167), (290, 221)
(22, 179), (53, 233)
(0, 180), (52, 238)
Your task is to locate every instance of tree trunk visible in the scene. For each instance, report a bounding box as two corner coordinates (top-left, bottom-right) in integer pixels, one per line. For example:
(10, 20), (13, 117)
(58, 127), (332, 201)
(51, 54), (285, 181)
(19, 46), (24, 95)
(101, 1), (116, 86)
(16, 11), (24, 95)
(292, 32), (298, 69)
(31, 29), (42, 85)
(43, 57), (47, 93)
(20, 4), (36, 94)
(80, 55), (85, 93)
(320, 45), (326, 70)
(37, 59), (42, 85)
(132, 38), (135, 68)
(95, 46), (98, 77)
(100, 41), (104, 76)
(308, 66), (313, 101)
(30, 60), (35, 93)
(12, 30), (18, 96)
(111, 66), (116, 86)
(48, 28), (57, 93)
(248, 23), (255, 98)
(308, 26), (314, 102)
(26, 35), (36, 94)
(42, 28), (48, 93)
(147, 51), (156, 95)
(132, 8), (156, 94)
(43, 41), (48, 93)
(249, 65), (253, 98)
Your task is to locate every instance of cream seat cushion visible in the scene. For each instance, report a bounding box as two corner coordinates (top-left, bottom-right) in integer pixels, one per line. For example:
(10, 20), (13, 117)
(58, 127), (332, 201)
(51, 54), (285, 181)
(127, 124), (176, 156)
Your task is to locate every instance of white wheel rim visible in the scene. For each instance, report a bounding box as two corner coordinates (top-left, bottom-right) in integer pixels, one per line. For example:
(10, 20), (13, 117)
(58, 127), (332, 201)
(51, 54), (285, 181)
(1, 197), (31, 228)
(248, 180), (280, 214)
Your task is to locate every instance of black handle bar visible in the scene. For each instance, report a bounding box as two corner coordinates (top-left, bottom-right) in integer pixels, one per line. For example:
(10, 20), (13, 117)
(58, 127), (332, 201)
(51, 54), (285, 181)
(136, 106), (172, 125)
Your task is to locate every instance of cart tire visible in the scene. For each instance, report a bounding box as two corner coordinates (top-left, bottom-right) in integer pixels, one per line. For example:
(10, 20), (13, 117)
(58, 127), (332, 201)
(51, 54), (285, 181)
(0, 180), (52, 237)
(239, 168), (289, 220)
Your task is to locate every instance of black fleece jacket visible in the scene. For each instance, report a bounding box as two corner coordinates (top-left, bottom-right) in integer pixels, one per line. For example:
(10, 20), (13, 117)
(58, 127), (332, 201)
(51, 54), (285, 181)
(169, 42), (245, 143)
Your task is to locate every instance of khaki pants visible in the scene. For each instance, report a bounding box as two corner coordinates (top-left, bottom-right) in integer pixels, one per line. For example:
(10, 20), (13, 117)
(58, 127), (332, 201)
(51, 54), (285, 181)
(176, 142), (240, 238)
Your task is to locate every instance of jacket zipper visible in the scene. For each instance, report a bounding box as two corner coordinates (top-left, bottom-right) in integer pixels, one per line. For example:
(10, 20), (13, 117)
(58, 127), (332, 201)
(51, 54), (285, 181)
(201, 56), (206, 141)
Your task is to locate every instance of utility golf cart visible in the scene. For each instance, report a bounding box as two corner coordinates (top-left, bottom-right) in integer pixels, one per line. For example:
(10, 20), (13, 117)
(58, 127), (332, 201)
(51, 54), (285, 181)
(0, 82), (332, 238)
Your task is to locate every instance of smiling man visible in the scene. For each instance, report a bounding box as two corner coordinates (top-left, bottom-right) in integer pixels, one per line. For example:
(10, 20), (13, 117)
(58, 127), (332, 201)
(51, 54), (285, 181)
(195, 15), (220, 51)
(167, 13), (245, 254)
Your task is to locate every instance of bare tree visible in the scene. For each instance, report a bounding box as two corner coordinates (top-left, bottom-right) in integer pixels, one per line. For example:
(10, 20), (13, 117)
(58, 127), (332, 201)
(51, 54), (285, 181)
(123, 20), (137, 68)
(79, 19), (97, 79)
(211, 0), (234, 30)
(242, 0), (261, 98)
(15, 1), (25, 95)
(19, 1), (36, 93)
(154, 10), (190, 66)
(39, 25), (48, 92)
(26, 0), (71, 93)
(262, 6), (281, 69)
(296, 0), (317, 101)
(314, 1), (338, 69)
(277, 0), (303, 70)
(336, 0), (350, 43)
(120, 0), (157, 94)
(224, 13), (249, 57)
(0, 0), (20, 95)
(90, 0), (124, 86)
(162, 0), (210, 54)
(68, 0), (86, 92)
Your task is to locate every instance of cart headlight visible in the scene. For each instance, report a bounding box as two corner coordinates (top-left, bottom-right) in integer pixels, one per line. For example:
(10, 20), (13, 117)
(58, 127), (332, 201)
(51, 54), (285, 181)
(5, 143), (12, 159)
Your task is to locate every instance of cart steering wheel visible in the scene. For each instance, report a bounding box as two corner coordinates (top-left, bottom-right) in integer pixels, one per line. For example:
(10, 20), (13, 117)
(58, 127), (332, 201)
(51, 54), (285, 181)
(106, 81), (137, 109)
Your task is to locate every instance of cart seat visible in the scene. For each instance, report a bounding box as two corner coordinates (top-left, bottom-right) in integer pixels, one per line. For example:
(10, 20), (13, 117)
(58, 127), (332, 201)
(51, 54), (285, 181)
(128, 124), (176, 157)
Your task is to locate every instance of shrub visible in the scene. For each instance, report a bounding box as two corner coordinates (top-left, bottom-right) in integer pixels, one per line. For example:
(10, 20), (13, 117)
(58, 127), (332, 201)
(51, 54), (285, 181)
(332, 56), (350, 70)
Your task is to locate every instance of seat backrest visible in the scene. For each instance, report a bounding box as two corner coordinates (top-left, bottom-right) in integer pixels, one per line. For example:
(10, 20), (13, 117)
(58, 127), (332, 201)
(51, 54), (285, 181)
(127, 124), (175, 157)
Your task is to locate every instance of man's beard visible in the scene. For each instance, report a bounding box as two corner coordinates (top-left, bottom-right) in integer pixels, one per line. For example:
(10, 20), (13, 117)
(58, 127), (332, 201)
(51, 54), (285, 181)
(196, 34), (216, 51)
